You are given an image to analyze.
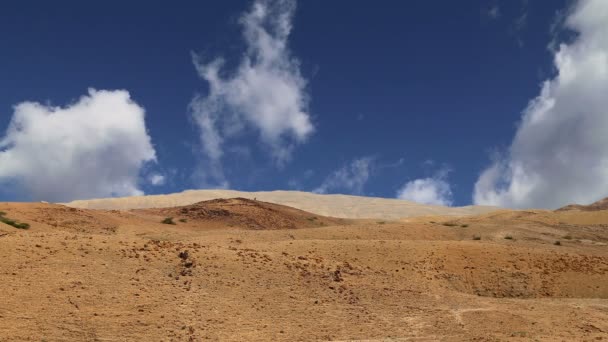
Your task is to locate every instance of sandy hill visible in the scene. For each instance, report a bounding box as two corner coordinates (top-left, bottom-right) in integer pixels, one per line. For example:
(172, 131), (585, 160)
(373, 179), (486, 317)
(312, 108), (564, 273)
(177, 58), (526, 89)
(134, 197), (348, 230)
(64, 189), (498, 219)
(1, 200), (608, 340)
(557, 196), (608, 212)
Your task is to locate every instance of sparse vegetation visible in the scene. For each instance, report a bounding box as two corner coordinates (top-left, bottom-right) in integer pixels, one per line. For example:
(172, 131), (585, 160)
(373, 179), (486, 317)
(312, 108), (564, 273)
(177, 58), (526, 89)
(0, 211), (30, 229)
(161, 217), (176, 225)
(554, 240), (561, 246)
(1, 194), (608, 340)
(460, 224), (469, 228)
(429, 221), (436, 224)
(511, 331), (528, 338)
(563, 235), (572, 240)
(377, 221), (386, 225)
(442, 222), (458, 227)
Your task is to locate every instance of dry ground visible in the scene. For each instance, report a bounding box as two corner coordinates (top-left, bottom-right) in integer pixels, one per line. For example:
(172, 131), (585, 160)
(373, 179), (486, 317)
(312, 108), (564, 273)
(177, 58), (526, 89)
(0, 200), (607, 341)
(64, 189), (498, 219)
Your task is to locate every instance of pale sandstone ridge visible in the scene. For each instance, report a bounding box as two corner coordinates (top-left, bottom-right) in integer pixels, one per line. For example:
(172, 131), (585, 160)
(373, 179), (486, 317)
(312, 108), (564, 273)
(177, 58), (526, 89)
(64, 189), (498, 219)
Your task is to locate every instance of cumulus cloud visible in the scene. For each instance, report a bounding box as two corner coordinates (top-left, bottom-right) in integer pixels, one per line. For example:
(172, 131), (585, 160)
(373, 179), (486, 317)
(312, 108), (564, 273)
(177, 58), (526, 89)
(314, 158), (373, 195)
(397, 172), (453, 206)
(474, 0), (608, 209)
(0, 89), (157, 202)
(148, 173), (166, 186)
(190, 0), (314, 187)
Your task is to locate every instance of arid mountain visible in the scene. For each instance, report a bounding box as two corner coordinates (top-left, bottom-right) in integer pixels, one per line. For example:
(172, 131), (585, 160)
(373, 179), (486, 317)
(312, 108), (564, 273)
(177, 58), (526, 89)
(1, 199), (608, 340)
(557, 197), (608, 212)
(64, 189), (498, 219)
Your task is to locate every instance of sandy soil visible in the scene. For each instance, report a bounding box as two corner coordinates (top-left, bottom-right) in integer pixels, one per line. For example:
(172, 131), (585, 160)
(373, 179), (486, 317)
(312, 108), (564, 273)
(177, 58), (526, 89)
(63, 189), (498, 219)
(0, 199), (607, 341)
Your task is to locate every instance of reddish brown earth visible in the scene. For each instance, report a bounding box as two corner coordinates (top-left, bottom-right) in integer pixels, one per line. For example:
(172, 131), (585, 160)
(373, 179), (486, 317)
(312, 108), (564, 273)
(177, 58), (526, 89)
(135, 197), (349, 230)
(1, 199), (607, 341)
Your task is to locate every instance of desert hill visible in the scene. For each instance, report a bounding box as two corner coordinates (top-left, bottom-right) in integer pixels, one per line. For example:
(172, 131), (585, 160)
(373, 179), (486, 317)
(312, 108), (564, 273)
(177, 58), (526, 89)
(134, 197), (349, 230)
(557, 196), (608, 212)
(64, 189), (498, 219)
(1, 199), (608, 340)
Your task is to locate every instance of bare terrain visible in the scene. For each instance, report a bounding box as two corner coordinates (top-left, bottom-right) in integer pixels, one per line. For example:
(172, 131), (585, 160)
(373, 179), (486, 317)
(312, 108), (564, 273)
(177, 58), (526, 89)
(1, 195), (608, 341)
(64, 189), (498, 219)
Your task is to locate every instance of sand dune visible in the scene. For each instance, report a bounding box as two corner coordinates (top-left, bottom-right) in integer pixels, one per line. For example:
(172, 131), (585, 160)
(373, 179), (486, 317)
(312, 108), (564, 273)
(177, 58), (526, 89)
(64, 189), (498, 219)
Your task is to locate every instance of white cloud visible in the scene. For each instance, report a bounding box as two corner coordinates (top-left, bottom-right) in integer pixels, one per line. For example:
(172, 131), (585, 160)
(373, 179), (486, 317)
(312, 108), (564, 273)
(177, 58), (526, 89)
(314, 157), (373, 195)
(0, 89), (157, 202)
(397, 173), (453, 206)
(190, 0), (313, 186)
(474, 0), (608, 209)
(148, 173), (166, 186)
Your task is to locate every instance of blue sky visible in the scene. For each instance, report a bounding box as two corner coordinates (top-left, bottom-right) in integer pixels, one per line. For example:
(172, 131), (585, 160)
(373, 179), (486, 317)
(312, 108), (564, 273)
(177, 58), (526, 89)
(1, 0), (607, 208)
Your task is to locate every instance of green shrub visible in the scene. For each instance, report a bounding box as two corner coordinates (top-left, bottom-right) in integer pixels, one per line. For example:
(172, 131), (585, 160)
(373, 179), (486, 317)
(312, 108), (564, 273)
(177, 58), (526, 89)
(14, 222), (30, 229)
(161, 217), (176, 225)
(442, 223), (458, 227)
(472, 235), (481, 240)
(563, 235), (572, 240)
(461, 224), (469, 228)
(179, 218), (187, 223)
(554, 241), (561, 246)
(504, 235), (513, 240)
(0, 213), (30, 230)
